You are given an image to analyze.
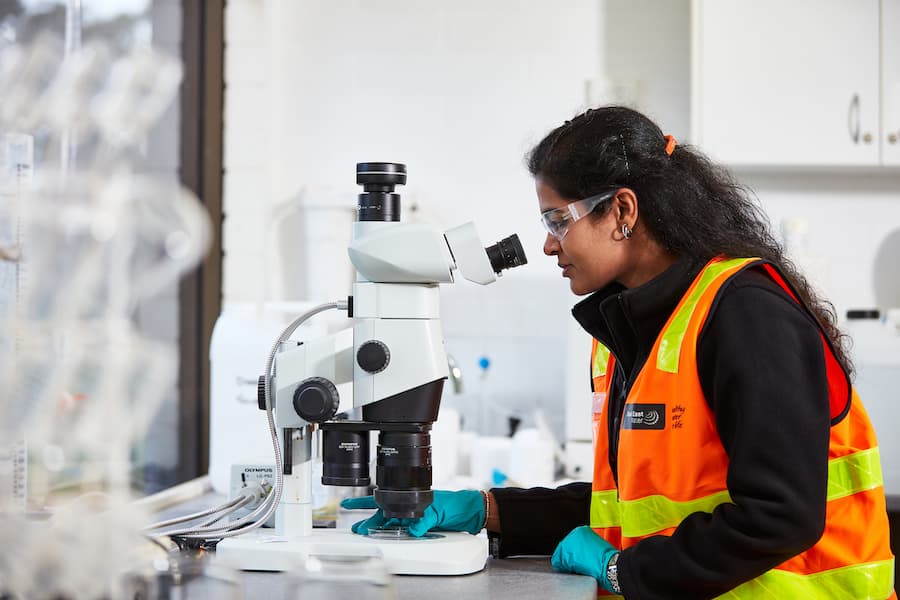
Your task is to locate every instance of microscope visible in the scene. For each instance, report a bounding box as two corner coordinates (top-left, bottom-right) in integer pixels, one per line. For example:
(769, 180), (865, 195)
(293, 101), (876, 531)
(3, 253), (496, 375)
(216, 163), (527, 574)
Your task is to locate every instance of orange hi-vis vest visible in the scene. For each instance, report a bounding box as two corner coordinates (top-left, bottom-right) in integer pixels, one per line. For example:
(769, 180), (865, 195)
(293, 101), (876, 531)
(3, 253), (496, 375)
(589, 257), (896, 599)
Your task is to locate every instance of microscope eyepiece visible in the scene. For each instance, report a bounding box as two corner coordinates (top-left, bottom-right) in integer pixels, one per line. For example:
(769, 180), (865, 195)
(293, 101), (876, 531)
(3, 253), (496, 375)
(356, 162), (406, 222)
(356, 162), (407, 188)
(485, 233), (528, 274)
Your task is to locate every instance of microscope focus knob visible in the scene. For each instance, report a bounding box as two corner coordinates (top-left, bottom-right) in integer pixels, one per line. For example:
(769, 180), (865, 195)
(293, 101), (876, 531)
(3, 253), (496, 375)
(257, 376), (267, 411)
(357, 340), (390, 374)
(292, 377), (340, 423)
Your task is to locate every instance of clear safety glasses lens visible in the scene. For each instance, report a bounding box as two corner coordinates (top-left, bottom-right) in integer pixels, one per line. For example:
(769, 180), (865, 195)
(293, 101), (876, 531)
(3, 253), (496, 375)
(541, 190), (617, 241)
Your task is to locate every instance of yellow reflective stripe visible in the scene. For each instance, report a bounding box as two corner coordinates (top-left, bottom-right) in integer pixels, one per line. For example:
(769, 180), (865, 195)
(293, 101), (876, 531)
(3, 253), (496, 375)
(592, 341), (611, 378)
(827, 447), (884, 501)
(590, 450), (883, 535)
(620, 490), (733, 537)
(656, 257), (755, 373)
(717, 559), (895, 600)
(589, 489), (619, 528)
(590, 489), (733, 537)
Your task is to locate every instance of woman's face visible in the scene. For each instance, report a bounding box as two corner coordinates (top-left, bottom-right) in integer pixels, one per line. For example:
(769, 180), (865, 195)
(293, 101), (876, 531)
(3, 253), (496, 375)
(537, 177), (628, 295)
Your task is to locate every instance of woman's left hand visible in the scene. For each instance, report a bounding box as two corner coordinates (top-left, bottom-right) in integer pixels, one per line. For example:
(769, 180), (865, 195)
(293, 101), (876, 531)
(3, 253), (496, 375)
(551, 525), (620, 594)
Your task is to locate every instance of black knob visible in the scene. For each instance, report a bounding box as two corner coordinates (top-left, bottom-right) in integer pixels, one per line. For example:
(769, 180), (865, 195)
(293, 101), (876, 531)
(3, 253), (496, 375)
(258, 375), (267, 411)
(292, 377), (340, 423)
(357, 340), (390, 374)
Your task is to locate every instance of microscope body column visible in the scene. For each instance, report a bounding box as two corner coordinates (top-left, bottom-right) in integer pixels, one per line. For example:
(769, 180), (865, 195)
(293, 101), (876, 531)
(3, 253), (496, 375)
(351, 282), (449, 409)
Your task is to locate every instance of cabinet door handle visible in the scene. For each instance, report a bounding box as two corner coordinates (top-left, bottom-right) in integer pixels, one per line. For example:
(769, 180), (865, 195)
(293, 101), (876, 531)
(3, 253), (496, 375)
(848, 93), (860, 144)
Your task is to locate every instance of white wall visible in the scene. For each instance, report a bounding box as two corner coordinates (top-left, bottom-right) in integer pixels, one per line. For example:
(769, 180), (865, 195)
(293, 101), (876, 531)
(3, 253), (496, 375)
(224, 0), (599, 304)
(742, 171), (900, 318)
(223, 1), (601, 441)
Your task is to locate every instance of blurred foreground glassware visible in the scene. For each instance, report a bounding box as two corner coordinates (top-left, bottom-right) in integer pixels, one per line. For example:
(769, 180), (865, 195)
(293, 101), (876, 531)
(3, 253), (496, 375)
(0, 32), (210, 597)
(124, 551), (243, 600)
(0, 323), (176, 494)
(7, 171), (209, 324)
(287, 549), (397, 600)
(0, 494), (150, 598)
(0, 173), (208, 595)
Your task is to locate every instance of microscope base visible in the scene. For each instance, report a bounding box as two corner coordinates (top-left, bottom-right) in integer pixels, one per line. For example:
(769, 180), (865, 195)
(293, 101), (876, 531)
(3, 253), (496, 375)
(215, 528), (488, 575)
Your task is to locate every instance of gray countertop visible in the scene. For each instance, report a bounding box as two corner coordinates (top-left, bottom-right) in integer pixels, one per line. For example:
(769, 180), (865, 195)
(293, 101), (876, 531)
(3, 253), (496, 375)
(149, 486), (900, 599)
(235, 556), (596, 599)
(148, 487), (596, 600)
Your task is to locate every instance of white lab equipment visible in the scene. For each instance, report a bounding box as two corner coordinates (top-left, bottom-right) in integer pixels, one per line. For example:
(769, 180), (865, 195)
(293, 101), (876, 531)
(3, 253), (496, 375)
(844, 311), (900, 496)
(265, 188), (356, 304)
(563, 317), (595, 479)
(509, 428), (556, 488)
(873, 228), (900, 311)
(429, 406), (462, 488)
(208, 301), (345, 494)
(153, 163), (527, 575)
(470, 436), (512, 489)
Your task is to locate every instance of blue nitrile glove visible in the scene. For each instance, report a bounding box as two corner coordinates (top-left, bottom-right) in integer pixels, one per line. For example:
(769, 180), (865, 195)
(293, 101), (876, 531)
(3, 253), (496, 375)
(339, 495), (406, 535)
(551, 525), (620, 594)
(406, 489), (485, 537)
(341, 490), (485, 538)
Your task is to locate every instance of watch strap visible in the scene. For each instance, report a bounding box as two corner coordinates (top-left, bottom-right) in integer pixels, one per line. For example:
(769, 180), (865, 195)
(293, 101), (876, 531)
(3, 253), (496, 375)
(487, 530), (502, 558)
(606, 551), (622, 594)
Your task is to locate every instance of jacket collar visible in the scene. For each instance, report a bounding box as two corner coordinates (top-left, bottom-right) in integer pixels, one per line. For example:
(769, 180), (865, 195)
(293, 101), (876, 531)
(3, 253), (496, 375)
(571, 256), (704, 381)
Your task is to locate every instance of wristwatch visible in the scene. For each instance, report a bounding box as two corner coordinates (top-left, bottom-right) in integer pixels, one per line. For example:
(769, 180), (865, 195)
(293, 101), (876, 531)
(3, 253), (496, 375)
(487, 529), (502, 558)
(606, 552), (622, 594)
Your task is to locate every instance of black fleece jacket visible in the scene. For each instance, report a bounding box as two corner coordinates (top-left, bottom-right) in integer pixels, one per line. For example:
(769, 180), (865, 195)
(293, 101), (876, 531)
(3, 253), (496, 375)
(490, 257), (831, 599)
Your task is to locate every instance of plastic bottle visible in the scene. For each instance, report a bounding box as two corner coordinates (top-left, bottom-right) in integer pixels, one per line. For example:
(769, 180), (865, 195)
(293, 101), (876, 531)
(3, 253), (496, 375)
(207, 301), (329, 493)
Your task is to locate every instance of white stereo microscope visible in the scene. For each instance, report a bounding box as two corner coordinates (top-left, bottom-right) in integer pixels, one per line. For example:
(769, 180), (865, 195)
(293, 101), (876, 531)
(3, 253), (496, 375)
(214, 163), (527, 574)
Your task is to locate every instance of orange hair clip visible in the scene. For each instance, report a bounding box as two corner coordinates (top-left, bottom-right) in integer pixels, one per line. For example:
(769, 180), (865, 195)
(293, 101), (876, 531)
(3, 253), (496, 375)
(664, 134), (677, 156)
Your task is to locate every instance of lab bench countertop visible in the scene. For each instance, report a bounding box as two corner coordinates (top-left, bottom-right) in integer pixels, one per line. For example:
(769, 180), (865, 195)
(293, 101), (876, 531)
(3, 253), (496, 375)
(147, 485), (596, 600)
(239, 556), (597, 599)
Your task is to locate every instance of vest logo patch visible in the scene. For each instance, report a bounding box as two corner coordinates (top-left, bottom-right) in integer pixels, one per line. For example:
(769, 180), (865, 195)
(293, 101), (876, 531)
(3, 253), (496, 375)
(622, 403), (665, 430)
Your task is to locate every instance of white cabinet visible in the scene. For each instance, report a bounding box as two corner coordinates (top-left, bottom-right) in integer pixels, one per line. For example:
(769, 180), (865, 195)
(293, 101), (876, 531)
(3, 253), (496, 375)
(884, 0), (900, 165)
(691, 0), (899, 167)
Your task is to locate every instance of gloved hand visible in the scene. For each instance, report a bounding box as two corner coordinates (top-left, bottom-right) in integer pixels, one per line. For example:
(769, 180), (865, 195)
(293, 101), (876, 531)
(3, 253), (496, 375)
(551, 525), (620, 594)
(339, 495), (406, 535)
(341, 489), (485, 538)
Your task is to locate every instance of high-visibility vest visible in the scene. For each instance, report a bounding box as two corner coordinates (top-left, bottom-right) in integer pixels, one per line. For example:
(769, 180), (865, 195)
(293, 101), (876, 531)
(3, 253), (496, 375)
(589, 257), (896, 599)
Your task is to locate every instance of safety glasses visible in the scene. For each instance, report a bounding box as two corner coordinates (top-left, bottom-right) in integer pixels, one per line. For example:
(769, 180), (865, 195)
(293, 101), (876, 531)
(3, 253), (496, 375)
(540, 189), (618, 241)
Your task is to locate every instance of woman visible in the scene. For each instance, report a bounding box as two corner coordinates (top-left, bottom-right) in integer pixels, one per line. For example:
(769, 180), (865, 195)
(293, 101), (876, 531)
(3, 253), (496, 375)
(344, 106), (896, 599)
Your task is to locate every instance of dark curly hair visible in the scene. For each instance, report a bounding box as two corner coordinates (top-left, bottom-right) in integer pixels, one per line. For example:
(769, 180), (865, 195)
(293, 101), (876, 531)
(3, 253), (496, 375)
(527, 105), (852, 375)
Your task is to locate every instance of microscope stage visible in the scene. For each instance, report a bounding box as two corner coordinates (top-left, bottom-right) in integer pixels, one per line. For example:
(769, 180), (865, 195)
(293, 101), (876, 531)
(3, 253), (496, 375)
(215, 528), (488, 575)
